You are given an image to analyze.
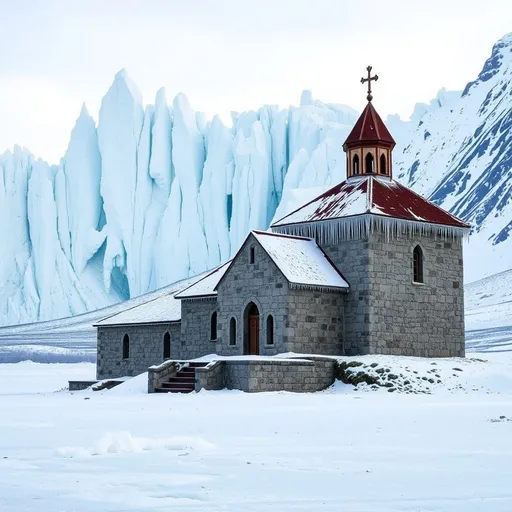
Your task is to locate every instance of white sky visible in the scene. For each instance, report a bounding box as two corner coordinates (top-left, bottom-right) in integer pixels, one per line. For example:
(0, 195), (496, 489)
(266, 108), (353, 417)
(0, 0), (510, 163)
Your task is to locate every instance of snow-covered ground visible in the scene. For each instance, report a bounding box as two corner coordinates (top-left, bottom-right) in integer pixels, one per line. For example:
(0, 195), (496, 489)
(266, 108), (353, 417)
(1, 356), (512, 511)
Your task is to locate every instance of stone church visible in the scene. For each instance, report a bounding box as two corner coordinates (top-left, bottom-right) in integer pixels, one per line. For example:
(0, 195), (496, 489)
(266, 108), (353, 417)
(95, 69), (470, 392)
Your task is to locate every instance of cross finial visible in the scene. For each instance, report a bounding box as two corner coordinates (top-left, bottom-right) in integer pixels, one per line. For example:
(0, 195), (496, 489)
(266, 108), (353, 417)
(360, 65), (379, 102)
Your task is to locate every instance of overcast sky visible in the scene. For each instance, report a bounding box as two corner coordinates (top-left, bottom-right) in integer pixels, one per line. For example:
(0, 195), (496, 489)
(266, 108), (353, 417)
(0, 0), (510, 163)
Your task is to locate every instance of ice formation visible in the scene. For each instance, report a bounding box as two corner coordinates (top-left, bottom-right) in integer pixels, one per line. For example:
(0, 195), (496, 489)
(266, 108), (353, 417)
(0, 33), (510, 325)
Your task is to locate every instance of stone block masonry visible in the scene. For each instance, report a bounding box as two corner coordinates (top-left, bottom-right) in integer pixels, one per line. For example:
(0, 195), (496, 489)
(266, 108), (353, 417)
(195, 358), (336, 393)
(323, 231), (465, 357)
(216, 234), (346, 356)
(177, 298), (218, 359)
(96, 322), (181, 379)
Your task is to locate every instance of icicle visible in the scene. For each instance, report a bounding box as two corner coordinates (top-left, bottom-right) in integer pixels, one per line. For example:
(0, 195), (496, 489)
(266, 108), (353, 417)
(272, 215), (469, 243)
(289, 283), (346, 293)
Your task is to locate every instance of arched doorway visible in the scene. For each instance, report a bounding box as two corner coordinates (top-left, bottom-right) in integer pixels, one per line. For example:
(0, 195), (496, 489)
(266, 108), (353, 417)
(244, 302), (260, 355)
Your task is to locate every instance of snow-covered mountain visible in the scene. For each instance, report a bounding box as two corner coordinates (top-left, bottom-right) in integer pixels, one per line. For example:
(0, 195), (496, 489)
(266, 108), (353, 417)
(0, 33), (510, 326)
(391, 33), (512, 281)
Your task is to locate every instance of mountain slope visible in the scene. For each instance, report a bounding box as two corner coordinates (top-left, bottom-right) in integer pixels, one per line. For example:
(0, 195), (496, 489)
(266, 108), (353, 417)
(392, 33), (512, 280)
(0, 34), (511, 326)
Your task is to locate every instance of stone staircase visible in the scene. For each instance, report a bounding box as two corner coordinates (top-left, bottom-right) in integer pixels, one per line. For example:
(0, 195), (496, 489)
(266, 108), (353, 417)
(154, 362), (208, 393)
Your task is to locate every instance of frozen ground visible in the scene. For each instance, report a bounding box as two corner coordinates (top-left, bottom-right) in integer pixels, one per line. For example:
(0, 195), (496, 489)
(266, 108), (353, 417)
(1, 355), (512, 511)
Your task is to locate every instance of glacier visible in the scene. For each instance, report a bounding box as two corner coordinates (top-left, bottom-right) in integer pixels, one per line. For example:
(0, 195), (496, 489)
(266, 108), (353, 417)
(0, 33), (511, 326)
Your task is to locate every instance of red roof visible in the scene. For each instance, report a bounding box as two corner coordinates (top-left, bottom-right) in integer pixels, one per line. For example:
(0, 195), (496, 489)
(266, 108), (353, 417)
(272, 176), (470, 229)
(343, 102), (395, 149)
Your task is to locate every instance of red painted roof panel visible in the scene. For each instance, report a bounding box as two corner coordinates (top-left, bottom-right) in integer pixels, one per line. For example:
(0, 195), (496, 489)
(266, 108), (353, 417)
(344, 102), (395, 147)
(272, 176), (470, 229)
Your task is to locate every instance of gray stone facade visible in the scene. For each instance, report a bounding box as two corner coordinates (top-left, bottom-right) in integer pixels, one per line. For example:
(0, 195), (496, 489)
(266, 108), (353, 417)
(323, 231), (465, 357)
(96, 221), (465, 385)
(96, 322), (180, 379)
(175, 298), (218, 359)
(216, 234), (345, 356)
(195, 358), (335, 393)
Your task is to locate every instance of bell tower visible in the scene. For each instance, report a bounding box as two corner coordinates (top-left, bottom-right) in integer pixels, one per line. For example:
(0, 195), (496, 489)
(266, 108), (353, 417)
(343, 66), (395, 179)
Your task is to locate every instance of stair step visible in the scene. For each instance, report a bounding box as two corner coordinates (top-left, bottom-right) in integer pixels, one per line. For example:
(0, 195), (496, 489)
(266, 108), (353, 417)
(155, 386), (194, 394)
(162, 379), (194, 387)
(168, 376), (195, 383)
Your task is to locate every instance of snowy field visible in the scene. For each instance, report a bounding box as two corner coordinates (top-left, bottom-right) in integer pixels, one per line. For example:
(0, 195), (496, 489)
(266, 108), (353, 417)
(1, 355), (512, 512)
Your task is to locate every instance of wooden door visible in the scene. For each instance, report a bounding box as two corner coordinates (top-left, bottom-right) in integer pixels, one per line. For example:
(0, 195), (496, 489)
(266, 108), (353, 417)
(249, 315), (259, 355)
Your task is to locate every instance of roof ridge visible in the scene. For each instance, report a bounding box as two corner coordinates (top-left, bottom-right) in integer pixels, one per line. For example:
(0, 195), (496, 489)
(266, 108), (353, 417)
(271, 181), (345, 227)
(175, 261), (231, 299)
(253, 229), (312, 241)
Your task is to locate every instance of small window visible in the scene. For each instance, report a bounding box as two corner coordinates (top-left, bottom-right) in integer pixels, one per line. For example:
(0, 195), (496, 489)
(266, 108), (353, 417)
(413, 245), (424, 283)
(122, 334), (130, 359)
(380, 154), (387, 175)
(249, 246), (255, 264)
(163, 332), (171, 359)
(266, 315), (274, 345)
(352, 154), (359, 175)
(229, 317), (236, 345)
(365, 153), (374, 174)
(210, 312), (217, 341)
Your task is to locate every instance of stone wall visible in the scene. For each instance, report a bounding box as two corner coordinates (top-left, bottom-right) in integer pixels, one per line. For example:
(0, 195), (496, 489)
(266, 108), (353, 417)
(147, 360), (178, 393)
(96, 322), (181, 379)
(287, 288), (345, 355)
(366, 232), (465, 357)
(322, 238), (371, 354)
(216, 235), (289, 356)
(223, 359), (335, 392)
(323, 231), (465, 357)
(217, 234), (345, 356)
(178, 298), (218, 359)
(195, 360), (225, 391)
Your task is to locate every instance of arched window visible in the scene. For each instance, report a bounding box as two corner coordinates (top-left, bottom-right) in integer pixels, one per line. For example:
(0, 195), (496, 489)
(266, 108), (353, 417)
(266, 315), (274, 345)
(249, 246), (255, 264)
(122, 334), (130, 359)
(352, 154), (359, 175)
(229, 317), (236, 345)
(210, 312), (217, 341)
(163, 332), (171, 359)
(365, 153), (374, 174)
(413, 245), (424, 283)
(380, 154), (387, 175)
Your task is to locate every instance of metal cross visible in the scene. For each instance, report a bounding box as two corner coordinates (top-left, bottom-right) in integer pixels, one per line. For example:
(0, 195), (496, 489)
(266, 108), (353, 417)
(361, 66), (379, 102)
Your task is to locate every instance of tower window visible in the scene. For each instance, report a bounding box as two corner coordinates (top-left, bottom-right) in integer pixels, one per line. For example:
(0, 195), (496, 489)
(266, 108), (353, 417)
(413, 245), (424, 283)
(249, 246), (255, 264)
(380, 154), (387, 175)
(122, 334), (130, 359)
(266, 315), (274, 345)
(210, 311), (217, 341)
(365, 153), (374, 174)
(163, 332), (171, 359)
(352, 154), (359, 175)
(229, 317), (237, 345)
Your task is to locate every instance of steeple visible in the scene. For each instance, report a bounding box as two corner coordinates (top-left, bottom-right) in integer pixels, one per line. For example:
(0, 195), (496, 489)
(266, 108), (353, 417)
(343, 66), (395, 179)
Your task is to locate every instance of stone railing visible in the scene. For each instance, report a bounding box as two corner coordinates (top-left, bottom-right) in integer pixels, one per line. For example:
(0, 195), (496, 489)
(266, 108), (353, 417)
(195, 360), (225, 392)
(148, 360), (179, 393)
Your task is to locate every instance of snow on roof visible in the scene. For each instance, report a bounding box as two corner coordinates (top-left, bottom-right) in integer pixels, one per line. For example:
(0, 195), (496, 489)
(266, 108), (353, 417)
(272, 176), (470, 229)
(175, 261), (231, 299)
(252, 231), (349, 289)
(94, 292), (182, 326)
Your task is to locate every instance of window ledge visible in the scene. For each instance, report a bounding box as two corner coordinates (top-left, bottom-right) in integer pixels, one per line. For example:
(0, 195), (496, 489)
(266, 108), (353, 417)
(412, 281), (425, 286)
